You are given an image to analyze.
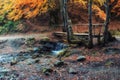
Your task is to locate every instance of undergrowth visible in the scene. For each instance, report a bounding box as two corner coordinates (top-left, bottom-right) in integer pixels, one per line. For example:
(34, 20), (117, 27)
(110, 30), (120, 36)
(0, 15), (21, 34)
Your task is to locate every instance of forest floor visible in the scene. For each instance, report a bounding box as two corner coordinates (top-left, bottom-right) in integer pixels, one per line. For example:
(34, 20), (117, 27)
(0, 19), (120, 80)
(0, 31), (120, 80)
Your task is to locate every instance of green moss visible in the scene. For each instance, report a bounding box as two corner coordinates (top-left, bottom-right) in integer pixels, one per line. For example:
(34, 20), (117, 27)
(26, 38), (36, 46)
(110, 30), (120, 36)
(105, 61), (114, 66)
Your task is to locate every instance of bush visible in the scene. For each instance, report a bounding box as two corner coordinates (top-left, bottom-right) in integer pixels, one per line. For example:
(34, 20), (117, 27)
(0, 20), (20, 34)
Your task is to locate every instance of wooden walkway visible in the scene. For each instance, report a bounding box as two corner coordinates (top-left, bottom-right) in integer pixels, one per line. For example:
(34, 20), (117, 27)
(54, 32), (103, 38)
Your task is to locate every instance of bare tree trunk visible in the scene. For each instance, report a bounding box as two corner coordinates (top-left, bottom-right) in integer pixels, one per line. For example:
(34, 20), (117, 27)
(88, 0), (93, 48)
(61, 0), (78, 44)
(67, 22), (74, 43)
(61, 0), (68, 32)
(103, 0), (110, 45)
(103, 0), (114, 44)
(103, 0), (118, 45)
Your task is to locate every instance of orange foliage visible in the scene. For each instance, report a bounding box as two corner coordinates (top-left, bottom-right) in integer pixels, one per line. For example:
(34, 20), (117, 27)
(92, 5), (106, 21)
(69, 0), (106, 21)
(0, 0), (119, 21)
(112, 0), (120, 16)
(0, 0), (55, 21)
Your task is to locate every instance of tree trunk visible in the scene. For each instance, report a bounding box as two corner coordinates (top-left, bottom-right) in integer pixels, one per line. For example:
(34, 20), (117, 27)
(67, 22), (74, 43)
(103, 0), (110, 45)
(88, 0), (93, 48)
(61, 0), (68, 32)
(103, 0), (118, 45)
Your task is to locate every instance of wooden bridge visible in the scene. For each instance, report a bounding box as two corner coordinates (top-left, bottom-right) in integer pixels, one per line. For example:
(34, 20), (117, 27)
(54, 23), (104, 45)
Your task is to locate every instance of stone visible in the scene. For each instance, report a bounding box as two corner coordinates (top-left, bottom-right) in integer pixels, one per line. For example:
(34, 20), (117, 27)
(105, 61), (114, 66)
(35, 64), (42, 72)
(69, 68), (77, 74)
(34, 59), (40, 63)
(53, 48), (68, 56)
(42, 67), (53, 76)
(10, 58), (18, 66)
(29, 75), (44, 80)
(25, 58), (34, 65)
(33, 47), (39, 53)
(33, 47), (42, 53)
(25, 37), (36, 46)
(70, 49), (82, 54)
(39, 37), (50, 44)
(26, 58), (39, 65)
(0, 67), (11, 73)
(32, 53), (40, 59)
(104, 48), (120, 54)
(77, 56), (86, 62)
(10, 38), (25, 49)
(54, 60), (64, 67)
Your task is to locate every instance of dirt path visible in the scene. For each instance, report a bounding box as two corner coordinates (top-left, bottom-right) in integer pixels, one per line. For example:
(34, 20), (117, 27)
(0, 33), (52, 54)
(0, 33), (50, 40)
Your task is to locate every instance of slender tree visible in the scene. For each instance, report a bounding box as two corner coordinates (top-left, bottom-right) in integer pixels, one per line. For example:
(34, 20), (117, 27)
(88, 0), (93, 48)
(103, 0), (118, 45)
(61, 0), (68, 32)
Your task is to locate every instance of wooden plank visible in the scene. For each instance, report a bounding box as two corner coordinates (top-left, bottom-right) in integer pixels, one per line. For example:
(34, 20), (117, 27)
(51, 23), (104, 27)
(53, 32), (103, 37)
(54, 32), (88, 36)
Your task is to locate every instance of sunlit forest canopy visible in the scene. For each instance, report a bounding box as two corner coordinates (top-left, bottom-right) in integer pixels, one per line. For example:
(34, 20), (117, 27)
(0, 0), (56, 21)
(0, 0), (119, 21)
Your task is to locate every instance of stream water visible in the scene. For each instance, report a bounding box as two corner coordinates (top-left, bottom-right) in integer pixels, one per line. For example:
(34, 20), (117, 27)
(51, 42), (68, 55)
(0, 38), (68, 65)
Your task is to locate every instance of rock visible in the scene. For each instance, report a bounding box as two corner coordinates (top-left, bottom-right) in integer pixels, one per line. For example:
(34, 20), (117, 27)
(33, 47), (39, 52)
(0, 40), (7, 44)
(104, 48), (120, 54)
(54, 60), (64, 67)
(44, 42), (56, 50)
(33, 47), (41, 53)
(29, 75), (44, 80)
(0, 67), (11, 72)
(42, 67), (53, 76)
(10, 59), (18, 66)
(0, 40), (7, 49)
(105, 61), (114, 66)
(69, 68), (77, 74)
(26, 58), (39, 65)
(39, 37), (50, 44)
(77, 56), (86, 62)
(34, 59), (40, 63)
(10, 38), (25, 49)
(53, 48), (68, 56)
(91, 62), (103, 67)
(32, 53), (40, 59)
(35, 64), (42, 72)
(70, 49), (82, 54)
(19, 56), (27, 61)
(25, 37), (36, 46)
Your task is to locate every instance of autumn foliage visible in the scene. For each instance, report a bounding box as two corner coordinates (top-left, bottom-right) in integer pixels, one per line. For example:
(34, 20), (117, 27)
(112, 0), (120, 16)
(69, 0), (120, 21)
(0, 0), (55, 21)
(0, 0), (120, 21)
